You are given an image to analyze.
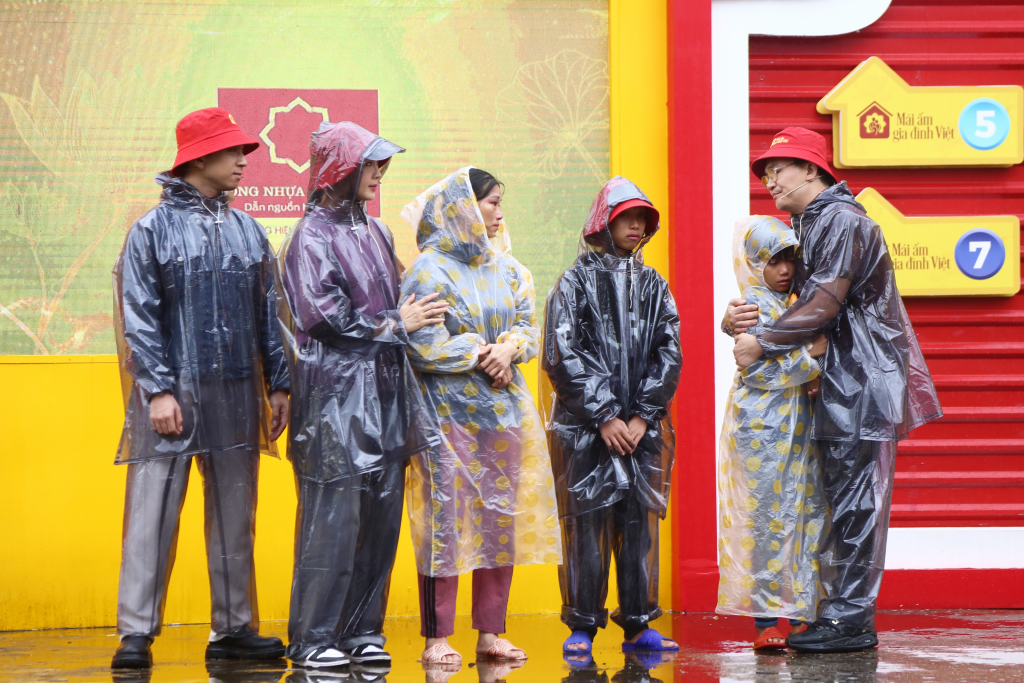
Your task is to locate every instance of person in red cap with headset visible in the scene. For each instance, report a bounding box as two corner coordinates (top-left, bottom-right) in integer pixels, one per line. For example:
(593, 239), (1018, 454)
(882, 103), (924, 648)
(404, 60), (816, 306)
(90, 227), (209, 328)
(111, 108), (291, 668)
(723, 128), (941, 652)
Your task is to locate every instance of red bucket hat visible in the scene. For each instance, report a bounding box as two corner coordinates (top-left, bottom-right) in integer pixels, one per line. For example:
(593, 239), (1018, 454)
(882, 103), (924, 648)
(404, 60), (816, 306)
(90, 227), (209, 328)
(171, 107), (260, 176)
(607, 198), (660, 237)
(751, 127), (837, 184)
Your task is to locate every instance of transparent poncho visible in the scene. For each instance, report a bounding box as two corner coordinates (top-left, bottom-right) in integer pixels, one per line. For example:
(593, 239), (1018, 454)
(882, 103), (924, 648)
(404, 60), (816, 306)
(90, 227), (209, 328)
(274, 122), (437, 483)
(715, 215), (828, 621)
(113, 173), (289, 464)
(398, 167), (562, 577)
(542, 176), (682, 520)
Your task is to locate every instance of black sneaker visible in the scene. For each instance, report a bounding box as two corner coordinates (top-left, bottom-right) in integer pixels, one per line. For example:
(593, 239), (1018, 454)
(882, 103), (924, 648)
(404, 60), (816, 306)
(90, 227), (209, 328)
(786, 618), (879, 653)
(206, 627), (286, 661)
(111, 636), (153, 669)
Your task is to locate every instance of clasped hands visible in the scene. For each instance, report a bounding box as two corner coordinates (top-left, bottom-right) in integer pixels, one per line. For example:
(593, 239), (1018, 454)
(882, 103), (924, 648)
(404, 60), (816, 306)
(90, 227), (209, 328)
(478, 341), (518, 389)
(599, 416), (648, 456)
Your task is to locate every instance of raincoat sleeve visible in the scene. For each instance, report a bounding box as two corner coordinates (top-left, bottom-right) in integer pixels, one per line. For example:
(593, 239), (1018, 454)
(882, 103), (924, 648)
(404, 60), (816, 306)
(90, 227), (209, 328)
(756, 214), (863, 356)
(255, 231), (290, 393)
(542, 269), (622, 426)
(629, 278), (682, 424)
(742, 288), (820, 390)
(120, 223), (174, 400)
(399, 258), (484, 374)
(495, 261), (541, 364)
(287, 228), (409, 351)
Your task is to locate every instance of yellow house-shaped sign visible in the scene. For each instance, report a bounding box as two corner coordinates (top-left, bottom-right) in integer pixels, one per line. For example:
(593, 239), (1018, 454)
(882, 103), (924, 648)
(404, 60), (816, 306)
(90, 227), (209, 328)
(819, 57), (1024, 168)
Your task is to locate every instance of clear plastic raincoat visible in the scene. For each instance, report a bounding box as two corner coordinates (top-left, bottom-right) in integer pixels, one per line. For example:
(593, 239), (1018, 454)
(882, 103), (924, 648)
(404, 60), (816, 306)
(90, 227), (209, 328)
(543, 177), (681, 635)
(113, 172), (289, 463)
(398, 167), (562, 577)
(275, 122), (438, 657)
(716, 216), (827, 622)
(543, 177), (681, 520)
(275, 122), (437, 484)
(748, 182), (942, 627)
(754, 182), (942, 441)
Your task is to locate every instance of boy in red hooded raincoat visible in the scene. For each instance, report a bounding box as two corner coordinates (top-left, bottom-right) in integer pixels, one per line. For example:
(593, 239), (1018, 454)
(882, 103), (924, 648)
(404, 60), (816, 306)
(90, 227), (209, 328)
(543, 177), (682, 657)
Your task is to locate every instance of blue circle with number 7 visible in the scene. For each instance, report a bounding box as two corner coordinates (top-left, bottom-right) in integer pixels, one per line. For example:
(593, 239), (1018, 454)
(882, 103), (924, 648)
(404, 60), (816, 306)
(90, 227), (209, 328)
(955, 229), (1005, 280)
(959, 99), (1011, 151)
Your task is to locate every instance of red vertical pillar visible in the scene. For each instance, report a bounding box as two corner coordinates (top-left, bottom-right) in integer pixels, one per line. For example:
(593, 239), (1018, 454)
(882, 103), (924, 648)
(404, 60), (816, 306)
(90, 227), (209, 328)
(668, 0), (719, 613)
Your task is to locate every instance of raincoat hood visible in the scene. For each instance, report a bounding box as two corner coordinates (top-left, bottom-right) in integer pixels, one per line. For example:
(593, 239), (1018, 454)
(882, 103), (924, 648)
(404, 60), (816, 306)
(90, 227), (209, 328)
(733, 215), (799, 291)
(400, 166), (512, 266)
(306, 121), (404, 213)
(580, 176), (660, 261)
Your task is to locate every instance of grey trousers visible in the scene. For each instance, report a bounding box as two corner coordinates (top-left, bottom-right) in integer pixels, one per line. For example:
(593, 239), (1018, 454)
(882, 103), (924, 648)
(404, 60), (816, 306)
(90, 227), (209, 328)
(116, 450), (260, 637)
(287, 463), (405, 658)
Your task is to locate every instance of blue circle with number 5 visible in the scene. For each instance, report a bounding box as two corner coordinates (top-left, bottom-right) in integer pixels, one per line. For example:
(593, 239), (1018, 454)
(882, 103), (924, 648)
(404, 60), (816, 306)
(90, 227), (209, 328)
(955, 229), (1005, 280)
(959, 99), (1011, 151)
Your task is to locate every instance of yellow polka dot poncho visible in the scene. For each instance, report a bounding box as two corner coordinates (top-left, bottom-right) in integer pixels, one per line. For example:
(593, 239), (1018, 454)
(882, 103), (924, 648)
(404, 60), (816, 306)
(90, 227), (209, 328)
(716, 216), (829, 621)
(398, 168), (562, 577)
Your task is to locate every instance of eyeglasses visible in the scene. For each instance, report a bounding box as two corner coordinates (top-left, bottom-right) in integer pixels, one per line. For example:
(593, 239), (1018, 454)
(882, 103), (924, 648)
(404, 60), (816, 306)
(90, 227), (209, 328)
(761, 162), (795, 188)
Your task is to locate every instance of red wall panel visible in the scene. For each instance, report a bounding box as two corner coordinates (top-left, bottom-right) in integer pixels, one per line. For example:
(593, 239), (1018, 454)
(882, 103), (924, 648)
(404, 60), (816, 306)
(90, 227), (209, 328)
(750, 0), (1024, 529)
(668, 0), (719, 612)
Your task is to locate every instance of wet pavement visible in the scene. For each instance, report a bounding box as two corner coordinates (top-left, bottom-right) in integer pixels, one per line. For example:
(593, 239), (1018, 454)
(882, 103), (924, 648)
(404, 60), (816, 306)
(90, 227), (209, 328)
(0, 611), (1022, 682)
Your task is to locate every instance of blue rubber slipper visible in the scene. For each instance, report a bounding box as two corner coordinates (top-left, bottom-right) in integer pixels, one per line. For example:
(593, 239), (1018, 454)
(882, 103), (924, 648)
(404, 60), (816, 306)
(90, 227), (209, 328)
(622, 629), (680, 652)
(562, 630), (593, 654)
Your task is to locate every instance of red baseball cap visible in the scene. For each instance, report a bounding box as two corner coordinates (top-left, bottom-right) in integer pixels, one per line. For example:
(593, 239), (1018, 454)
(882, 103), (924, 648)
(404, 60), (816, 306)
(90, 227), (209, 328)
(751, 127), (837, 184)
(171, 107), (260, 176)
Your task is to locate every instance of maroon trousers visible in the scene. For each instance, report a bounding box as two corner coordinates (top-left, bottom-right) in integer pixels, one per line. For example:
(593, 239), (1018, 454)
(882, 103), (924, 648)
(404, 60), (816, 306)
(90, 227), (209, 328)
(418, 567), (513, 638)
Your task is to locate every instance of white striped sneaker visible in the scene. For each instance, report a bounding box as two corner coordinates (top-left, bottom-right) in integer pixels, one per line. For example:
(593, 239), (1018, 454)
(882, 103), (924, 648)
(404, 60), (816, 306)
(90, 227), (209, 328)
(346, 643), (391, 665)
(293, 646), (351, 669)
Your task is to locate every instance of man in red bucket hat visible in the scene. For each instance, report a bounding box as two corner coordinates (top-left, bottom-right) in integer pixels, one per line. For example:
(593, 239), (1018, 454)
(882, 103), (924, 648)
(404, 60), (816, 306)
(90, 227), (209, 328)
(110, 108), (290, 668)
(722, 127), (941, 653)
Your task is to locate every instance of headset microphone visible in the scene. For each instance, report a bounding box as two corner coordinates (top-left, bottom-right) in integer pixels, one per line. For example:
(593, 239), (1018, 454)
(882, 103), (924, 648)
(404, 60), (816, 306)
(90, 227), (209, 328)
(776, 176), (822, 200)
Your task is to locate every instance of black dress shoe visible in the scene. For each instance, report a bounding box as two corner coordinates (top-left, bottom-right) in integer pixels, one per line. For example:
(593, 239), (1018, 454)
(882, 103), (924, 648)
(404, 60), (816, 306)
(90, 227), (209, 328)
(111, 636), (153, 669)
(786, 618), (879, 653)
(206, 627), (286, 661)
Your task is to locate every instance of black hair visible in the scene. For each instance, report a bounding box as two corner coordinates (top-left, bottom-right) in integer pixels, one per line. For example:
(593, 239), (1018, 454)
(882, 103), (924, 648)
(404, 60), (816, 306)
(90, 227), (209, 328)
(769, 245), (797, 262)
(469, 168), (504, 202)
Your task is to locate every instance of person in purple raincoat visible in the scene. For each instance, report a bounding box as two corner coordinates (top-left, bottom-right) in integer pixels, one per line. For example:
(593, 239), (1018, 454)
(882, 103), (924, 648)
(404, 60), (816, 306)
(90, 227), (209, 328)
(275, 122), (445, 669)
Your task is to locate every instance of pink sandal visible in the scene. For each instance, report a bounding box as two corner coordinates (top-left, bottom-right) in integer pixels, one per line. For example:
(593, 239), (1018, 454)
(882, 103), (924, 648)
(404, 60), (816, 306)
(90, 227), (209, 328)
(478, 638), (527, 661)
(420, 642), (463, 665)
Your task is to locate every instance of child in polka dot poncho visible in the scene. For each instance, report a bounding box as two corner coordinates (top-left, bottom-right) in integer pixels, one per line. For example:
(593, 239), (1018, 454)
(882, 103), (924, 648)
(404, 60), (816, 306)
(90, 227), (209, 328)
(716, 215), (830, 648)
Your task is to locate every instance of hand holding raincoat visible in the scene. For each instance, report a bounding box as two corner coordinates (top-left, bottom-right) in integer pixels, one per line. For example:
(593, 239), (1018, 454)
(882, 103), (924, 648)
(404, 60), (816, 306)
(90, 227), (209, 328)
(113, 173), (289, 463)
(399, 167), (562, 577)
(716, 216), (828, 622)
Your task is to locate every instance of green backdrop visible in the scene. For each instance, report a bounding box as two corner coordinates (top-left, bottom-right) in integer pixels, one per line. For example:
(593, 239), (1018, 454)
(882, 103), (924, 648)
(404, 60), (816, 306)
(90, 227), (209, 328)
(0, 0), (609, 355)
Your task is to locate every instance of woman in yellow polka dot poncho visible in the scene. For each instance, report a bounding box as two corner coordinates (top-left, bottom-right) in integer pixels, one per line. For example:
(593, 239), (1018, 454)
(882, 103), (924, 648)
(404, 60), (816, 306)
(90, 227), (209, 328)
(398, 167), (562, 662)
(716, 215), (830, 647)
